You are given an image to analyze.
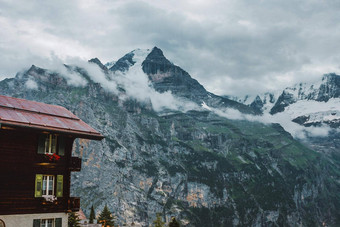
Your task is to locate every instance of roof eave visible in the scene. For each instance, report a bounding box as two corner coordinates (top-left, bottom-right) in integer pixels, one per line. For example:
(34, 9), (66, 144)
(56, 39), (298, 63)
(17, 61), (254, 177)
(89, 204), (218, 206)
(0, 121), (104, 140)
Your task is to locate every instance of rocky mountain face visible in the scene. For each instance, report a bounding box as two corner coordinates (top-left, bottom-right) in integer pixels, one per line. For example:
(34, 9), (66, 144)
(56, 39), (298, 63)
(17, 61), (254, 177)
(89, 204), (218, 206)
(232, 72), (340, 225)
(142, 48), (259, 115)
(270, 74), (340, 116)
(101, 47), (259, 115)
(89, 58), (108, 72)
(242, 74), (340, 128)
(1, 47), (339, 226)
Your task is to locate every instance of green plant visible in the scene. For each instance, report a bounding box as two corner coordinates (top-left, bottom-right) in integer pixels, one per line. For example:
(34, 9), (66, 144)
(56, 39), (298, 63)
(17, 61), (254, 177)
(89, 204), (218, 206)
(97, 205), (114, 227)
(153, 213), (165, 227)
(68, 212), (80, 227)
(89, 205), (95, 224)
(169, 216), (180, 227)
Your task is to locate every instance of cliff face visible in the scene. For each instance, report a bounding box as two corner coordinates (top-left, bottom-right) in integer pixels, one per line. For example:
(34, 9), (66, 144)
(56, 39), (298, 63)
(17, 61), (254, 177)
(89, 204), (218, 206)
(141, 47), (260, 115)
(0, 48), (339, 226)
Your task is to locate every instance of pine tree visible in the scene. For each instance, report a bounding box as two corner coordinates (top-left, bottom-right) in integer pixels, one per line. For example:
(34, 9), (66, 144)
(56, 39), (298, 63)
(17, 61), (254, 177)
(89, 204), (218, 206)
(89, 205), (95, 224)
(68, 212), (80, 227)
(97, 205), (114, 227)
(169, 217), (180, 227)
(153, 213), (165, 227)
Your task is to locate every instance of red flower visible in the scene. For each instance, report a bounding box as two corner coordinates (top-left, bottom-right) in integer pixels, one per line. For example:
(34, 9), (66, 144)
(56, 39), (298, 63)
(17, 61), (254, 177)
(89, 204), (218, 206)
(45, 153), (61, 161)
(52, 153), (61, 161)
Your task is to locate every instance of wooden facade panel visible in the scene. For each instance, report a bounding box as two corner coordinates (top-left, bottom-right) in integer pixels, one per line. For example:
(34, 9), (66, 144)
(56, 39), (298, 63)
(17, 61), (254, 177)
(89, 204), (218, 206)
(0, 130), (37, 173)
(0, 127), (76, 215)
(0, 172), (36, 199)
(0, 198), (68, 214)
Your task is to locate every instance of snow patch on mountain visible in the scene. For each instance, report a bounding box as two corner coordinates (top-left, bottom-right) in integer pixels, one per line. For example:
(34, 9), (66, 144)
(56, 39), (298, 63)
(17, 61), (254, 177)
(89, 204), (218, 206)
(230, 74), (340, 138)
(284, 99), (340, 120)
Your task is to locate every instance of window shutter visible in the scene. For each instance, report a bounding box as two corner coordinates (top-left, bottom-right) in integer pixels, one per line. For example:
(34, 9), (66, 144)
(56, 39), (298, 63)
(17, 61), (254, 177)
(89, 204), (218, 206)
(37, 134), (46, 154)
(33, 219), (40, 227)
(55, 218), (62, 227)
(58, 136), (65, 156)
(35, 174), (43, 197)
(56, 175), (63, 197)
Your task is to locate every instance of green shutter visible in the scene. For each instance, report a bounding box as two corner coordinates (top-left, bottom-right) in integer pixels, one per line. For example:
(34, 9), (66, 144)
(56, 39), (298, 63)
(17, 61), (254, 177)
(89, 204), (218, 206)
(58, 136), (65, 156)
(55, 218), (62, 227)
(37, 134), (46, 154)
(56, 175), (63, 197)
(35, 174), (43, 197)
(33, 219), (40, 227)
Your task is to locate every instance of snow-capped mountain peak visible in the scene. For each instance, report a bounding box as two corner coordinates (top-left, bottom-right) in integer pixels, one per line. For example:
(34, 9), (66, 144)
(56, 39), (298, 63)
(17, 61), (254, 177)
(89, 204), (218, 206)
(237, 73), (340, 128)
(108, 48), (151, 72)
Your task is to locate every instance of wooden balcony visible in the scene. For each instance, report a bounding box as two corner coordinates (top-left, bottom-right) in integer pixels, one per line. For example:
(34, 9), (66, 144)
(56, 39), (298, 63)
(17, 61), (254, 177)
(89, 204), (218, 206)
(67, 197), (80, 212)
(69, 157), (82, 171)
(0, 197), (81, 215)
(0, 197), (67, 215)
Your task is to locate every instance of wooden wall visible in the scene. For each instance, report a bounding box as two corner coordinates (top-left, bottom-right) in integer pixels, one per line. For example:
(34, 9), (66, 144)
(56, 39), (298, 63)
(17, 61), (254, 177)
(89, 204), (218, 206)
(0, 126), (77, 215)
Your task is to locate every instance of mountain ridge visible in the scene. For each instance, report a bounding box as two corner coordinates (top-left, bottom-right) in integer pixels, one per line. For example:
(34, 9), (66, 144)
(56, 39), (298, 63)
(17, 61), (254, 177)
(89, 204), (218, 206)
(235, 73), (340, 129)
(0, 47), (339, 226)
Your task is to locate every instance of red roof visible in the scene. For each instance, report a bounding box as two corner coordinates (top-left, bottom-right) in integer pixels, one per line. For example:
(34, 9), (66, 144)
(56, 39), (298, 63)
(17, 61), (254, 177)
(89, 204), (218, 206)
(0, 95), (103, 140)
(76, 208), (87, 220)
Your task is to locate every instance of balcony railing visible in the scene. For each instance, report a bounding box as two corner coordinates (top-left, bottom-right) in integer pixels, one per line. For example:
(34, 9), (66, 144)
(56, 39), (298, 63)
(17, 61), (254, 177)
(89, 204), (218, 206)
(37, 197), (66, 213)
(0, 197), (81, 214)
(68, 197), (80, 212)
(69, 157), (82, 171)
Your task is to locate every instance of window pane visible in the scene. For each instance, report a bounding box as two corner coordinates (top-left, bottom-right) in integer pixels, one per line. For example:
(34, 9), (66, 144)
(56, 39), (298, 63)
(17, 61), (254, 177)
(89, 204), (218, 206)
(47, 219), (53, 227)
(42, 176), (54, 196)
(48, 176), (54, 195)
(41, 219), (54, 227)
(44, 136), (50, 154)
(42, 176), (47, 195)
(51, 135), (57, 154)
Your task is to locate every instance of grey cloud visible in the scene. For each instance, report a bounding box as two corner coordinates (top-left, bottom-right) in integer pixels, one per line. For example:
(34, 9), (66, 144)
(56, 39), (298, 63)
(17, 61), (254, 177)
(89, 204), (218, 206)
(1, 0), (340, 97)
(204, 104), (332, 140)
(108, 0), (340, 95)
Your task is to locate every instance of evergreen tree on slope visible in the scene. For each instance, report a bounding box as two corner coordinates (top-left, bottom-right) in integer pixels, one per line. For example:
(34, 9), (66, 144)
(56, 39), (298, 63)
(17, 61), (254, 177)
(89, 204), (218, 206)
(169, 216), (180, 227)
(97, 205), (114, 227)
(89, 205), (95, 224)
(153, 213), (165, 227)
(68, 212), (80, 227)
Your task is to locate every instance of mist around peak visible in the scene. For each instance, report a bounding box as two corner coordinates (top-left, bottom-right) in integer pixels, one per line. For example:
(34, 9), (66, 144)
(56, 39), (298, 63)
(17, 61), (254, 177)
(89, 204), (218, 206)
(7, 47), (338, 141)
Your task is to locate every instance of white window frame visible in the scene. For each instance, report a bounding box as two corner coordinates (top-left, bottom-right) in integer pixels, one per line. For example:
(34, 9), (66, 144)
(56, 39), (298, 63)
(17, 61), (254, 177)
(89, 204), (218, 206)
(40, 219), (54, 227)
(44, 134), (57, 154)
(42, 175), (55, 196)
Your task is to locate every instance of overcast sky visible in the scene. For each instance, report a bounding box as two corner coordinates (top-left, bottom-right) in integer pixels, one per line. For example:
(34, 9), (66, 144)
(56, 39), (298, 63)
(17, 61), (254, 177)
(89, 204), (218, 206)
(1, 0), (340, 96)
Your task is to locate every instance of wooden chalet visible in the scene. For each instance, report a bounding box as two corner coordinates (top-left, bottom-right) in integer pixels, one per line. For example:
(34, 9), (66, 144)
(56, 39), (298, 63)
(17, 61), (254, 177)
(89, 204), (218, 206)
(0, 95), (103, 227)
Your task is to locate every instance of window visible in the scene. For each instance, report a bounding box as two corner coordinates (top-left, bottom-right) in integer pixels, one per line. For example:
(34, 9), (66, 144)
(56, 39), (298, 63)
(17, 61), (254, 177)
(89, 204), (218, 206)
(45, 134), (57, 154)
(41, 219), (53, 227)
(38, 134), (57, 154)
(33, 218), (62, 227)
(37, 134), (65, 156)
(42, 176), (54, 196)
(35, 174), (63, 198)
